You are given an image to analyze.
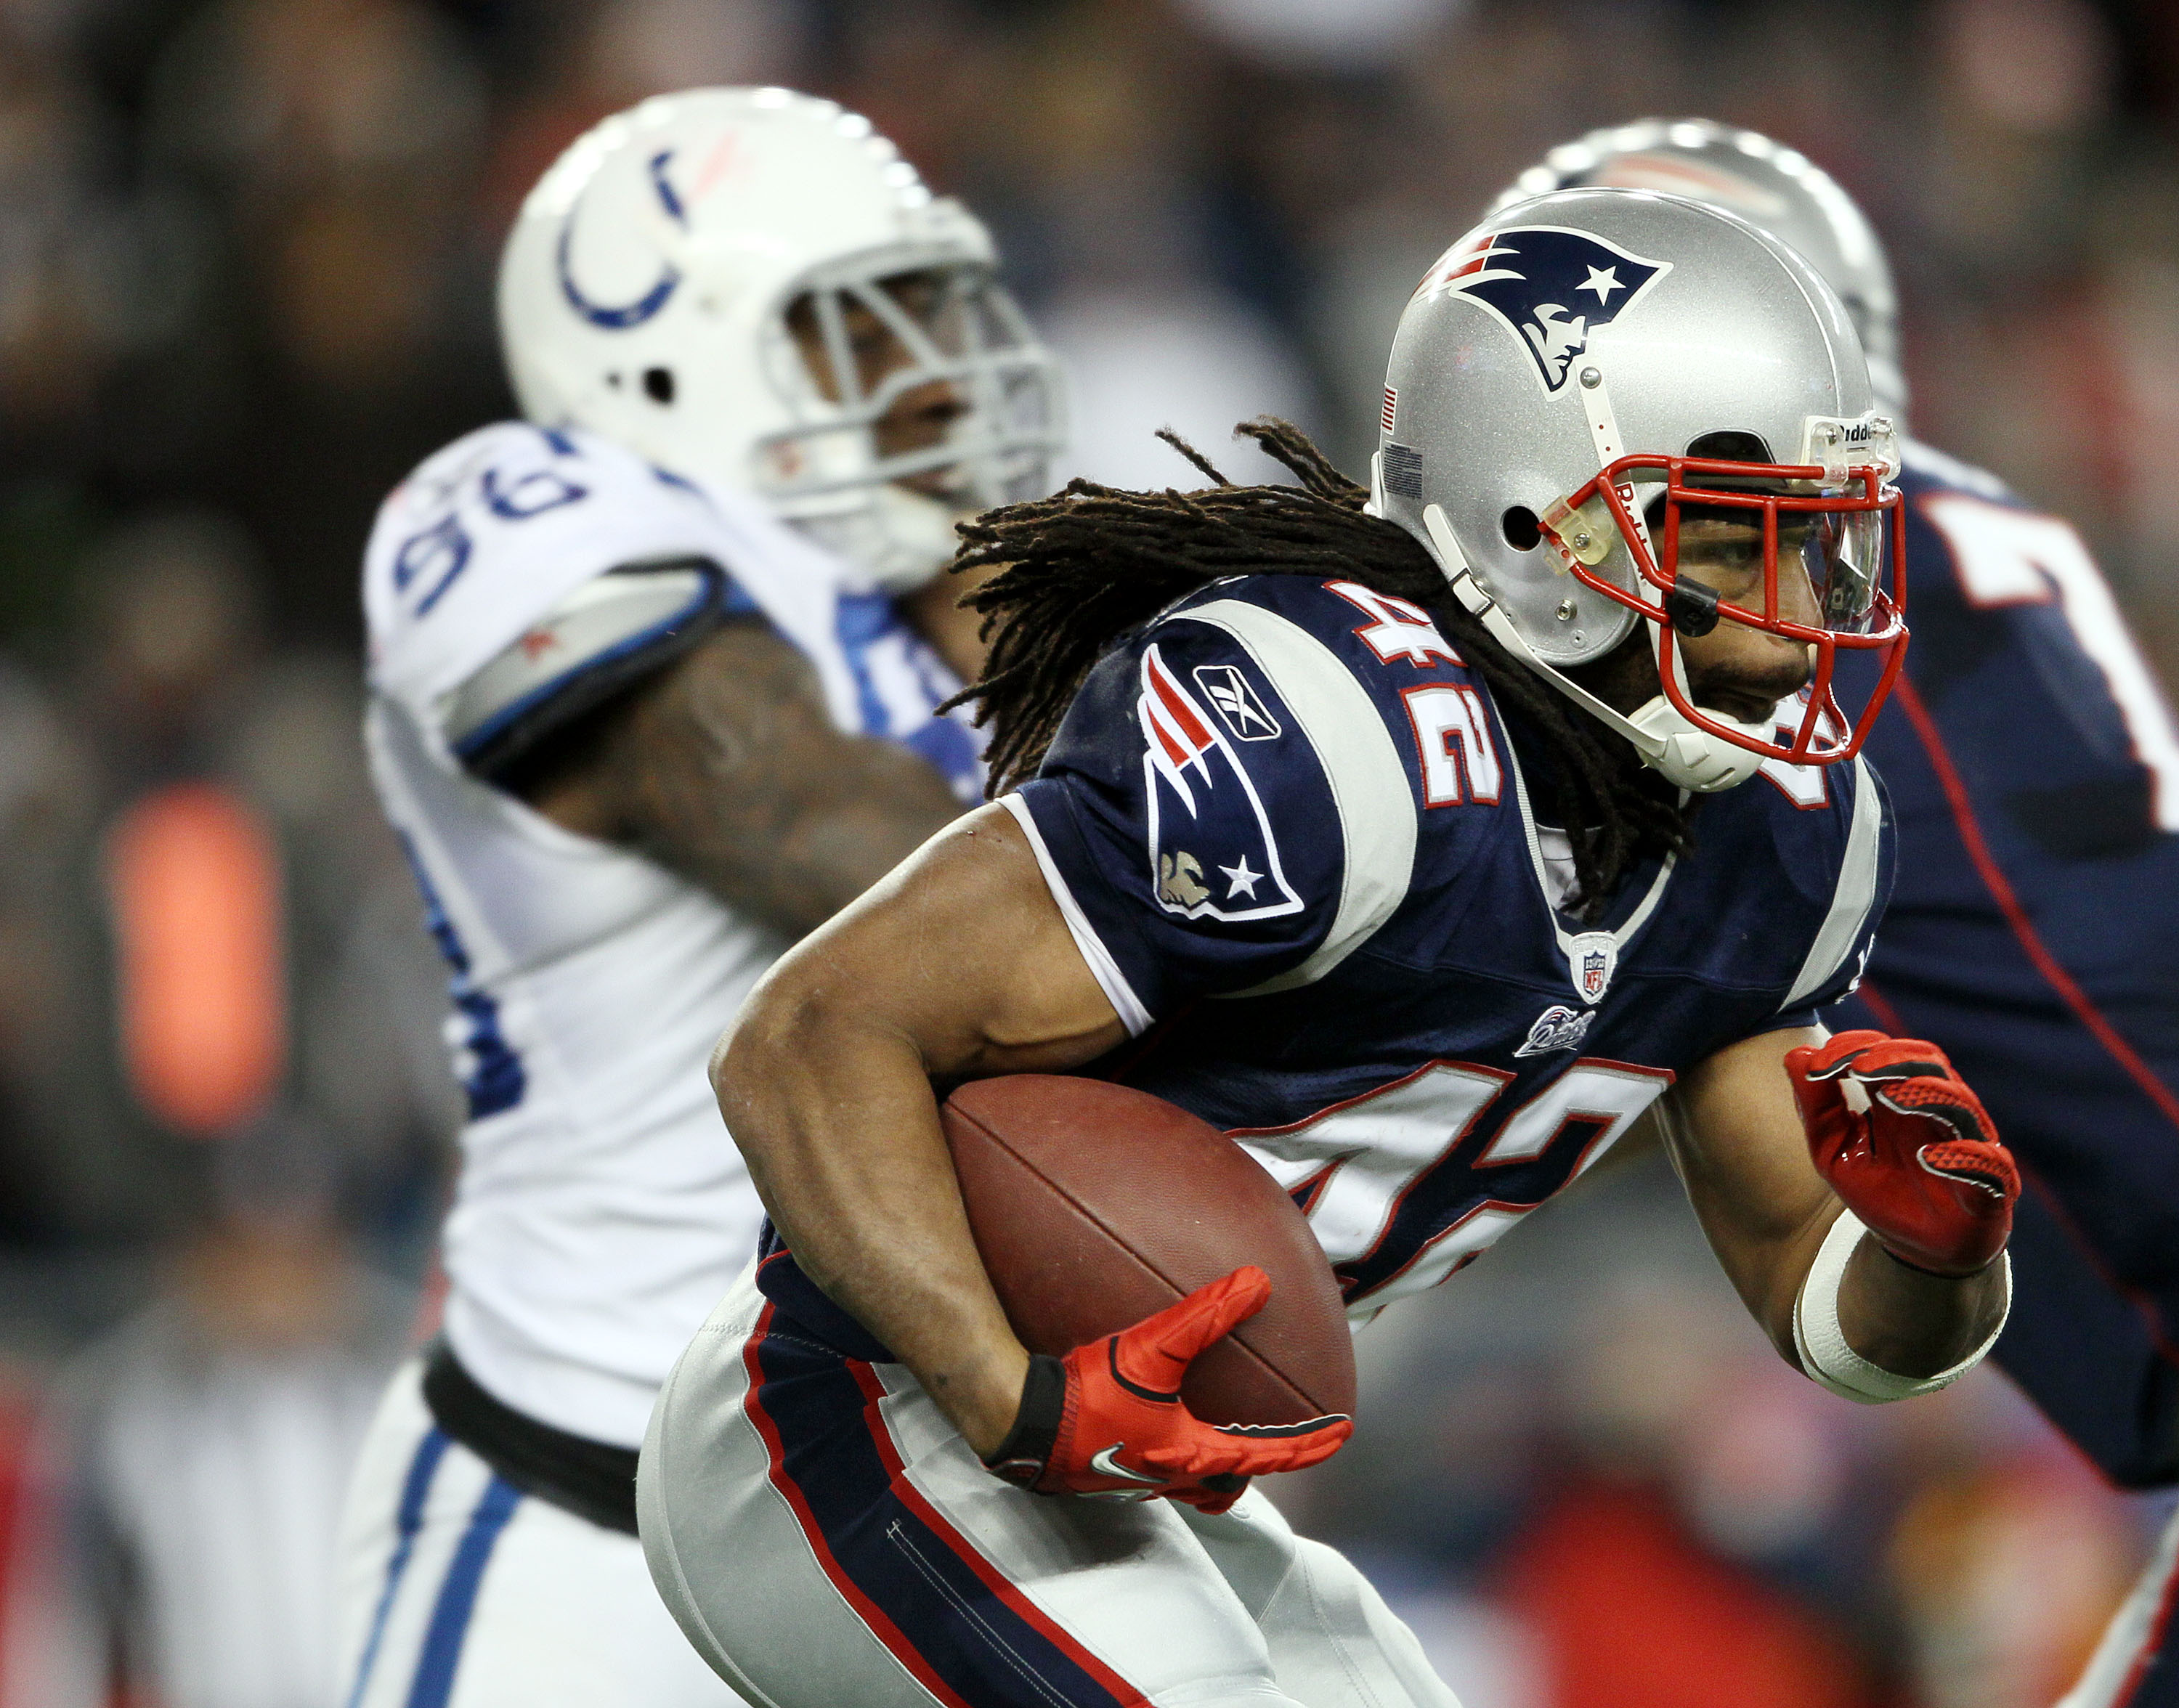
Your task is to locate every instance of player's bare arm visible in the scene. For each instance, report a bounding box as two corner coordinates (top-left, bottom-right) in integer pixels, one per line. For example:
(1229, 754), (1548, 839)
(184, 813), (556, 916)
(713, 802), (1121, 1454)
(1661, 1027), (2008, 1376)
(512, 617), (968, 938)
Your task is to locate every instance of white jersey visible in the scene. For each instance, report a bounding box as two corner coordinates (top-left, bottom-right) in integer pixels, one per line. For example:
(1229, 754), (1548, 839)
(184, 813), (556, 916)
(362, 421), (981, 1448)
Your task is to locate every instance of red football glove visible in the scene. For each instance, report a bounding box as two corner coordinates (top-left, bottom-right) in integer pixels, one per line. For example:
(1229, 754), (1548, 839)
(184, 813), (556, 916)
(1784, 1030), (2018, 1277)
(981, 1266), (1352, 1514)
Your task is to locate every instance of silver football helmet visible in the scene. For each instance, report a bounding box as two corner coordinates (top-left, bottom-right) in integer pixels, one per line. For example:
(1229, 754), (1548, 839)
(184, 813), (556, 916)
(1373, 189), (1906, 792)
(1494, 118), (1905, 422)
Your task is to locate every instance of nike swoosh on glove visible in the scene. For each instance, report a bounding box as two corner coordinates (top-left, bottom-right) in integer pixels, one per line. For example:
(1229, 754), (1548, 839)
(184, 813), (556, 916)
(980, 1266), (1352, 1514)
(1785, 1030), (2019, 1277)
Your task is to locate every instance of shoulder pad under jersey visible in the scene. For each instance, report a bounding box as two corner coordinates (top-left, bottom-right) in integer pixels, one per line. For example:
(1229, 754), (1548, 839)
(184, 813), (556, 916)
(442, 559), (748, 781)
(1900, 438), (2016, 503)
(364, 422), (729, 742)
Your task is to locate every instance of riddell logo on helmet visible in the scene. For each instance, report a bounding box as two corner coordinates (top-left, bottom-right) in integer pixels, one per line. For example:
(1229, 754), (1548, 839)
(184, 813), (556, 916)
(1426, 227), (1671, 396)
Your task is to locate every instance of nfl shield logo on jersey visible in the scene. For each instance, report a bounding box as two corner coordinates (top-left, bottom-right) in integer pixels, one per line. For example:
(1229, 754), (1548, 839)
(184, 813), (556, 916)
(1430, 227), (1671, 394)
(1567, 931), (1619, 1002)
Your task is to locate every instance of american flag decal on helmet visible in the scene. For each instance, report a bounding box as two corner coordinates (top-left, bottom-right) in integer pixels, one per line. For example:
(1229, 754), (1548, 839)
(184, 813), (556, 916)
(1381, 387), (1397, 435)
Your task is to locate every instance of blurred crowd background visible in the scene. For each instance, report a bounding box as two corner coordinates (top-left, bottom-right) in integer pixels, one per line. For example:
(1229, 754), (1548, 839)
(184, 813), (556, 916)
(0, 0), (2175, 1704)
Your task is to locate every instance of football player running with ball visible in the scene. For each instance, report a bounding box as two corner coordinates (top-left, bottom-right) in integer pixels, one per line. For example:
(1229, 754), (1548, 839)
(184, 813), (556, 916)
(336, 89), (1060, 1708)
(1506, 121), (2179, 1708)
(641, 190), (2017, 1708)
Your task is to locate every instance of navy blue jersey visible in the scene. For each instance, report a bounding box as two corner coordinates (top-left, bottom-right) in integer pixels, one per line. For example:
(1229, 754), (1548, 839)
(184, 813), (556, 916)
(1829, 442), (2179, 1484)
(997, 573), (1893, 1322)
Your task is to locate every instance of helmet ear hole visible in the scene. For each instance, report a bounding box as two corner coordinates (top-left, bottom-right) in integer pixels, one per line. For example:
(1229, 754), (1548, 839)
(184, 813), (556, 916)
(643, 367), (676, 404)
(1501, 506), (1542, 551)
(1684, 429), (1771, 462)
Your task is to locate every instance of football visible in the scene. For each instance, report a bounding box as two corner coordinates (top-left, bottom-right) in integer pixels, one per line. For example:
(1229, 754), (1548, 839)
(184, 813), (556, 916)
(941, 1074), (1357, 1429)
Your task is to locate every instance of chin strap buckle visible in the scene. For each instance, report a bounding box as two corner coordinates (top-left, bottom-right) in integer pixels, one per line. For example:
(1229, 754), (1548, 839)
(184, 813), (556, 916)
(1663, 575), (1721, 637)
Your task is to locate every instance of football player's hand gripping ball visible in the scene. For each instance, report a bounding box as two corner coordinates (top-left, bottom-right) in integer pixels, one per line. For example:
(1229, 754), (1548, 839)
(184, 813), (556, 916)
(980, 1266), (1352, 1514)
(1785, 1030), (2019, 1276)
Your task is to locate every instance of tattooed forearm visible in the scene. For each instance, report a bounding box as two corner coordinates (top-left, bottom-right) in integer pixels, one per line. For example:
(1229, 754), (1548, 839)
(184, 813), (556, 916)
(512, 619), (966, 936)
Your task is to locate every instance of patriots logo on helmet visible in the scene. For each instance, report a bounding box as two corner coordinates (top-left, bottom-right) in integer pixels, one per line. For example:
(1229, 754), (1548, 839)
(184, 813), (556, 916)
(1434, 227), (1670, 395)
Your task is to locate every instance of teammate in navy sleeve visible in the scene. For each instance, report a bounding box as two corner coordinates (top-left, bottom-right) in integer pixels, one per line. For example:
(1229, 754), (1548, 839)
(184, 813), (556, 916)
(1502, 121), (2179, 1708)
(638, 190), (2016, 1708)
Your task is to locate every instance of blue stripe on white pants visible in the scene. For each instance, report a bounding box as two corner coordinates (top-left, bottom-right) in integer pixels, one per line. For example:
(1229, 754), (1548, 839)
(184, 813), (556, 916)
(405, 1475), (524, 1708)
(347, 1428), (453, 1708)
(344, 1361), (750, 1708)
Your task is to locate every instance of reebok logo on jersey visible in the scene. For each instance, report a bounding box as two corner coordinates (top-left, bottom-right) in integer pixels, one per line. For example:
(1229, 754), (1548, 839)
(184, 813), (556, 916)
(1428, 227), (1670, 394)
(1193, 664), (1282, 741)
(1515, 1004), (1594, 1057)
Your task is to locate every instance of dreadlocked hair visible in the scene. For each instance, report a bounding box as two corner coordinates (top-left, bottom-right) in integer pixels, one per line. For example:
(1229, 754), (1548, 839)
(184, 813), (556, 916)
(947, 418), (1690, 922)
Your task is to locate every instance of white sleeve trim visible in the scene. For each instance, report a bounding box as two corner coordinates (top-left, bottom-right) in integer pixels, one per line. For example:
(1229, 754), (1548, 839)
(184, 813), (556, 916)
(1176, 600), (1419, 997)
(1782, 755), (1883, 1011)
(998, 792), (1154, 1037)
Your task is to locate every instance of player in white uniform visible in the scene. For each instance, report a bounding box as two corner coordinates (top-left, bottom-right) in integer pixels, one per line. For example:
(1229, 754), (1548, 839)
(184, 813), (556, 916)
(335, 88), (1061, 1708)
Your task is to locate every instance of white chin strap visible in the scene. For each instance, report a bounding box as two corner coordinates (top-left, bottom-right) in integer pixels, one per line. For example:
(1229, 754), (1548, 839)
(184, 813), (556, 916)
(1623, 691), (1772, 792)
(865, 484), (970, 594)
(1421, 503), (1774, 793)
(796, 484), (967, 595)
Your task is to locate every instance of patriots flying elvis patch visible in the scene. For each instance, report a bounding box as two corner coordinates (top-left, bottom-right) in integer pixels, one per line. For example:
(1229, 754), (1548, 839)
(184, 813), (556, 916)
(1427, 227), (1671, 395)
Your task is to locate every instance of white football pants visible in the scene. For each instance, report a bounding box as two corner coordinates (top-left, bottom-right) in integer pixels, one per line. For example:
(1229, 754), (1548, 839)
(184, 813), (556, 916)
(336, 1360), (749, 1708)
(639, 1267), (1460, 1708)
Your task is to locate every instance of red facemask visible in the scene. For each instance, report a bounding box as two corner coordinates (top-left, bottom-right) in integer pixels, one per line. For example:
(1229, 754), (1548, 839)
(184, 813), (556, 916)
(1541, 449), (1909, 765)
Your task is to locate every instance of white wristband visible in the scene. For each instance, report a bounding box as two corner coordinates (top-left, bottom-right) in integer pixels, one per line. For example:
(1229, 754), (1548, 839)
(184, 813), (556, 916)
(1793, 1208), (2010, 1404)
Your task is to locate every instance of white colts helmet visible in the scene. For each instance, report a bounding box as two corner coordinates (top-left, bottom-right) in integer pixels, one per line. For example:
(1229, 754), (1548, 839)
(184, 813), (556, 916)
(1373, 190), (1908, 792)
(499, 86), (1064, 590)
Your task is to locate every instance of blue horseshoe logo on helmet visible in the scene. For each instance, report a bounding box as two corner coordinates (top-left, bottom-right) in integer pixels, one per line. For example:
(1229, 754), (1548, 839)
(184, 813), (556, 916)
(557, 150), (689, 330)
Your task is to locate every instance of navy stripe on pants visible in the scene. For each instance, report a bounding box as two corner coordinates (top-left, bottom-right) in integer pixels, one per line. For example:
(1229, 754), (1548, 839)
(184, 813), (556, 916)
(745, 1314), (1143, 1708)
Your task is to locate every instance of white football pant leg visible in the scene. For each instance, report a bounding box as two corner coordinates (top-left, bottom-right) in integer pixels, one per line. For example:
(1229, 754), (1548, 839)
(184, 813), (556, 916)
(640, 1270), (1459, 1708)
(1179, 1493), (1459, 1708)
(336, 1361), (747, 1708)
